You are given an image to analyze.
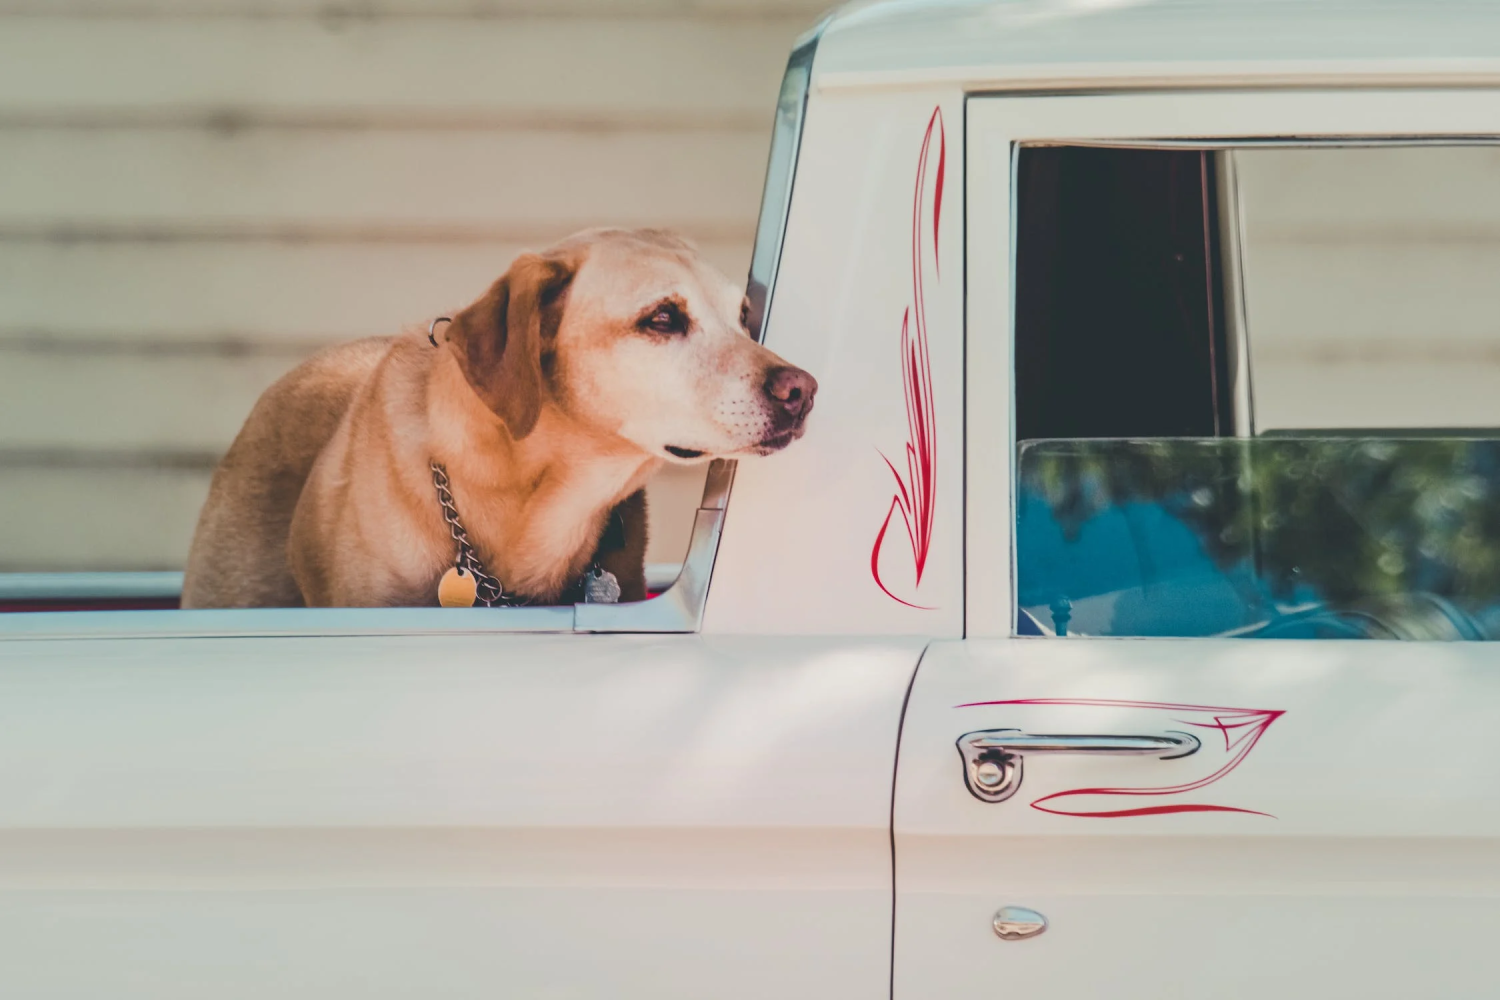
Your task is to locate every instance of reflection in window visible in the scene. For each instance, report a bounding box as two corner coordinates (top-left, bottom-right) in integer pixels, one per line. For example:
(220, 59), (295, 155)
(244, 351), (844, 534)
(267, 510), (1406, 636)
(1018, 438), (1500, 640)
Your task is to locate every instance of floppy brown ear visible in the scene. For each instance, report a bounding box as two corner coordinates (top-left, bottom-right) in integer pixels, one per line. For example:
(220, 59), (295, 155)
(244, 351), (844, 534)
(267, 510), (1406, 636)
(444, 252), (574, 439)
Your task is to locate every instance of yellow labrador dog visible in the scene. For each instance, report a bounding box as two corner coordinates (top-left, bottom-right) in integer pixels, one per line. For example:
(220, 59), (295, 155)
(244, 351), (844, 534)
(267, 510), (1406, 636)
(182, 228), (817, 608)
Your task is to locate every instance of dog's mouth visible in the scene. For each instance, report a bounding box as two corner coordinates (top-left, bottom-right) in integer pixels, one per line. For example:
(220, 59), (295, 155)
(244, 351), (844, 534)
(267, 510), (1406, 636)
(666, 424), (805, 461)
(749, 429), (798, 455)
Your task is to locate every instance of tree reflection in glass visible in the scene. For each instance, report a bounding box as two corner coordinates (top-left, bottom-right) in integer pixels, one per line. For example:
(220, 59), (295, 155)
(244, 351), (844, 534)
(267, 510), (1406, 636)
(1016, 438), (1500, 640)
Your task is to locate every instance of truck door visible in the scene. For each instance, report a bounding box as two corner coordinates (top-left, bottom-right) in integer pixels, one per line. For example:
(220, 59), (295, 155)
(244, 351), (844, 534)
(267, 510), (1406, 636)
(894, 91), (1500, 997)
(897, 635), (1500, 997)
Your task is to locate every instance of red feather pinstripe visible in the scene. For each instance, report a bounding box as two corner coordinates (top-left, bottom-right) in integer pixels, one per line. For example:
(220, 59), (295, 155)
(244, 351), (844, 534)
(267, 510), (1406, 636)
(872, 106), (944, 609)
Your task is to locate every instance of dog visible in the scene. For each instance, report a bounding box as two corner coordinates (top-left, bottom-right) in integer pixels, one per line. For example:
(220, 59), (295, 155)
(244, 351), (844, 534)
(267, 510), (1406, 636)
(181, 228), (818, 609)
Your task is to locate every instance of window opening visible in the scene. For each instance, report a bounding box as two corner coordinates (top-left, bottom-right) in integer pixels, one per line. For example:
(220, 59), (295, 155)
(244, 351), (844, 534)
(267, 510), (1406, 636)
(1014, 142), (1500, 640)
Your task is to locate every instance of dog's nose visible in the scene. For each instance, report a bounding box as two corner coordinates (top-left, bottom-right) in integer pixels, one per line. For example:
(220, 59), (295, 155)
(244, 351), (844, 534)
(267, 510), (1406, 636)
(764, 366), (818, 421)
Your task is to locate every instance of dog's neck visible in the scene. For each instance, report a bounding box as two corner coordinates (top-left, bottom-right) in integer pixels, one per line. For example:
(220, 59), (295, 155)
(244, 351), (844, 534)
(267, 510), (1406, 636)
(425, 355), (660, 599)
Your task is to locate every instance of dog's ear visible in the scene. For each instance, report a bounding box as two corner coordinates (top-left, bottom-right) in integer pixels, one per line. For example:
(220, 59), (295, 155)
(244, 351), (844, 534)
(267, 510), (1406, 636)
(445, 252), (574, 439)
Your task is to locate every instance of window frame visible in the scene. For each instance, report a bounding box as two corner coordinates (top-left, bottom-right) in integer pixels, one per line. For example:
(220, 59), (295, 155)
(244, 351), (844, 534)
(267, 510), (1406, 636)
(963, 87), (1500, 639)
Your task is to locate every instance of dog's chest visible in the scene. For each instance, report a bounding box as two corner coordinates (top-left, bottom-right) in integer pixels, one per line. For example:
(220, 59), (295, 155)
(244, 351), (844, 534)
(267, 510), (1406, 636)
(453, 462), (645, 600)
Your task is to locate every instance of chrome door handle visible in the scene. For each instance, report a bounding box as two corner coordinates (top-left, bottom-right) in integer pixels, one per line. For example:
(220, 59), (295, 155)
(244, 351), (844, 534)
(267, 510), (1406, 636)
(958, 728), (1200, 803)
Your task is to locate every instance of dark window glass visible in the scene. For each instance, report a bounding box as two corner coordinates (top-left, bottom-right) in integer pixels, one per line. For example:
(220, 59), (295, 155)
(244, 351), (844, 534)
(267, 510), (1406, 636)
(1014, 146), (1232, 441)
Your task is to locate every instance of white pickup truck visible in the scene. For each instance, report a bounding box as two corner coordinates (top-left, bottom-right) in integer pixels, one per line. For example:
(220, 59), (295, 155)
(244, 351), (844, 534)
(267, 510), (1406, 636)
(10, 0), (1500, 996)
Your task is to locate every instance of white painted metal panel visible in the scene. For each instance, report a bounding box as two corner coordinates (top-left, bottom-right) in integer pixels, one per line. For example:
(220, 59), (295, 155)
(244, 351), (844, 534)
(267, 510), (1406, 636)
(0, 633), (918, 996)
(897, 639), (1500, 998)
(817, 0), (1500, 89)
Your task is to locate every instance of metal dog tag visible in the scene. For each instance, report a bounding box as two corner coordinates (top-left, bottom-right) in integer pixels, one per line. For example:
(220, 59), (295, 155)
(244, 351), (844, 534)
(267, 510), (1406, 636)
(583, 567), (621, 604)
(438, 566), (479, 608)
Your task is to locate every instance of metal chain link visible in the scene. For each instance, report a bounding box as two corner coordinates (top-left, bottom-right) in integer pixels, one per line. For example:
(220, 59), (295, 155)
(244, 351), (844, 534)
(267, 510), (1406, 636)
(429, 460), (619, 609)
(430, 460), (520, 607)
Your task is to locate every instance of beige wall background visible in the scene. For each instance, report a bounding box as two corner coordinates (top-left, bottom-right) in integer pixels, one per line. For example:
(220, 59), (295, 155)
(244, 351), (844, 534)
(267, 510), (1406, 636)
(0, 0), (830, 572)
(1238, 147), (1500, 433)
(5, 4), (1493, 573)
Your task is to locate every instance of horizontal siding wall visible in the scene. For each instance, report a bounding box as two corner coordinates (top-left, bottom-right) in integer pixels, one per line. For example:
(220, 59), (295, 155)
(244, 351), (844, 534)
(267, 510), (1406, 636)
(1237, 147), (1500, 431)
(0, 2), (828, 572)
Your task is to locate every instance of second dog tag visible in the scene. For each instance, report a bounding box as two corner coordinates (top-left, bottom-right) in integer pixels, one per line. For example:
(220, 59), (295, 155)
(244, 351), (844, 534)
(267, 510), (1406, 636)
(584, 566), (621, 604)
(438, 566), (478, 608)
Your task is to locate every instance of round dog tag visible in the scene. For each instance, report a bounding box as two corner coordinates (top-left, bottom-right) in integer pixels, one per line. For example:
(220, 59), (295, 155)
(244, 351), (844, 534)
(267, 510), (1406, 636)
(438, 566), (478, 608)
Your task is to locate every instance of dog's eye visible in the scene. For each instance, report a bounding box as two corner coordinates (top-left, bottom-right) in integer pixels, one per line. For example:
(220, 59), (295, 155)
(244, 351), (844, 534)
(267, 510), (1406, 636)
(641, 302), (688, 335)
(740, 299), (752, 331)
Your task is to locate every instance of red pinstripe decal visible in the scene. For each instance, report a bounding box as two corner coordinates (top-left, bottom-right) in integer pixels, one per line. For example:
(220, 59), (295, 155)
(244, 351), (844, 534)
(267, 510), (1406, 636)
(872, 106), (945, 610)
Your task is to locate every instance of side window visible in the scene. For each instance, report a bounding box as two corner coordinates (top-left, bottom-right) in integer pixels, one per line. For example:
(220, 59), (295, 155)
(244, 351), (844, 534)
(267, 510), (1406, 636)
(1014, 143), (1500, 640)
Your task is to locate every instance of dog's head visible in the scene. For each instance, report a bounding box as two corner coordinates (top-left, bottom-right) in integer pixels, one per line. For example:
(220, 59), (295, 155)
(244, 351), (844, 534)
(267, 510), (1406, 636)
(444, 228), (817, 462)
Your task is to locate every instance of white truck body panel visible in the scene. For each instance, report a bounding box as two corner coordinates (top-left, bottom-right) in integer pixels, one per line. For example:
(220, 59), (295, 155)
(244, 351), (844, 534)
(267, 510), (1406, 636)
(897, 639), (1500, 998)
(0, 634), (921, 997)
(817, 0), (1500, 90)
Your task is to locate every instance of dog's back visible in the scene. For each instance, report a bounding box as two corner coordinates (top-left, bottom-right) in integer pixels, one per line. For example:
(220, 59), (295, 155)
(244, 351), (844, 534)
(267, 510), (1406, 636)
(181, 337), (392, 608)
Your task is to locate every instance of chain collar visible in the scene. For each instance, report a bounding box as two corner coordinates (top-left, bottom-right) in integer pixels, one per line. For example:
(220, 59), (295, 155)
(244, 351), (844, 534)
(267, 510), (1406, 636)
(429, 460), (622, 607)
(430, 461), (524, 607)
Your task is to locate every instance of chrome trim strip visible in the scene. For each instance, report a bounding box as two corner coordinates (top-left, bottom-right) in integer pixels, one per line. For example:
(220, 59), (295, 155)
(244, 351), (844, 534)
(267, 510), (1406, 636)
(1006, 134), (1022, 639)
(699, 458), (737, 511)
(967, 731), (1201, 757)
(744, 24), (822, 343)
(822, 68), (1500, 96)
(959, 727), (1201, 804)
(0, 604), (575, 641)
(1021, 135), (1500, 150)
(1214, 149), (1255, 436)
(644, 562), (683, 592)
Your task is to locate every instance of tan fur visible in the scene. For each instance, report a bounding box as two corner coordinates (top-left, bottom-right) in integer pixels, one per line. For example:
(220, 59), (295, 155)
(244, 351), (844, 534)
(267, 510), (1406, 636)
(182, 228), (816, 609)
(182, 338), (390, 608)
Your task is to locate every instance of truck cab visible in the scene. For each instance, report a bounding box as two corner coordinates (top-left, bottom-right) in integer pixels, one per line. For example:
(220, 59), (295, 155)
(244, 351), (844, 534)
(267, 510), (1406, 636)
(7, 1), (1500, 996)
